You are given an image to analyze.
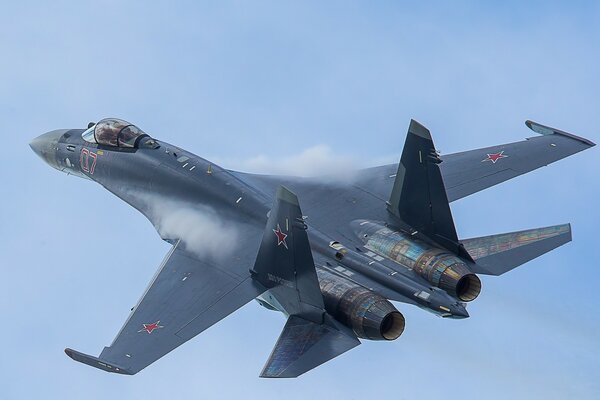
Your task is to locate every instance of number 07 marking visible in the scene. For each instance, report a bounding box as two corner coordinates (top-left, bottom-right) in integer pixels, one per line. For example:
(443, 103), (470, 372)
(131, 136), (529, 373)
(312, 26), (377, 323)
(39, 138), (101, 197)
(80, 148), (98, 174)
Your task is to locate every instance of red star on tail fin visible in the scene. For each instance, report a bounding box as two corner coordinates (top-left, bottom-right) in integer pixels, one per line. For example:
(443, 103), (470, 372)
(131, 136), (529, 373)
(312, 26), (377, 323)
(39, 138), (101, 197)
(273, 224), (288, 249)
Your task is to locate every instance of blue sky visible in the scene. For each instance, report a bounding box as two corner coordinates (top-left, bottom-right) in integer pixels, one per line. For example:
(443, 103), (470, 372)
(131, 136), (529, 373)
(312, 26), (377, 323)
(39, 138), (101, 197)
(1, 1), (599, 399)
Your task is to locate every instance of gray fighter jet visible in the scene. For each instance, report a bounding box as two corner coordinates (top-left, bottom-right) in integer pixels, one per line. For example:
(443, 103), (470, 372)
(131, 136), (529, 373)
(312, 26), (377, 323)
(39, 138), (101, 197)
(30, 118), (594, 377)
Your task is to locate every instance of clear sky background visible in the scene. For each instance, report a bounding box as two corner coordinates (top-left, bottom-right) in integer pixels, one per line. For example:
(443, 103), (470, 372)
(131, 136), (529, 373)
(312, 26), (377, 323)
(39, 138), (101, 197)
(1, 1), (599, 399)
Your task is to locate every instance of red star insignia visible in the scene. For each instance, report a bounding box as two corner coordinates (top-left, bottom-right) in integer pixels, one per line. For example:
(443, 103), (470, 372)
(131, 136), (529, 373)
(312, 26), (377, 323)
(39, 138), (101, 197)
(482, 150), (508, 164)
(273, 224), (288, 249)
(138, 321), (163, 334)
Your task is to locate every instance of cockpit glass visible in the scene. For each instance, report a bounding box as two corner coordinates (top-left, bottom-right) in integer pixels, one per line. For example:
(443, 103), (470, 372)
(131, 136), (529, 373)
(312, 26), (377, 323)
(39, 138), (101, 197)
(81, 126), (96, 143)
(95, 119), (127, 147)
(119, 125), (144, 147)
(81, 118), (148, 148)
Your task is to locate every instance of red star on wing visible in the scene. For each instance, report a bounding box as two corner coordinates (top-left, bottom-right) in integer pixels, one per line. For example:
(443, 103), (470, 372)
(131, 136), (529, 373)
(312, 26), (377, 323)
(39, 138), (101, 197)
(482, 150), (508, 164)
(138, 321), (163, 334)
(273, 224), (288, 249)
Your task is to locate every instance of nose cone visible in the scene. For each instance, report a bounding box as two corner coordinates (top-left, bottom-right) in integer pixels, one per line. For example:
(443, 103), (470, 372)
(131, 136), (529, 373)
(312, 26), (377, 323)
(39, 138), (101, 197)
(30, 129), (67, 170)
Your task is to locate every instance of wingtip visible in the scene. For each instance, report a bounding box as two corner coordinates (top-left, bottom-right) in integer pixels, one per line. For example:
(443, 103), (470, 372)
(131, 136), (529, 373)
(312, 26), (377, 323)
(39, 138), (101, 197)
(63, 347), (133, 375)
(525, 120), (596, 147)
(64, 348), (75, 359)
(524, 119), (535, 130)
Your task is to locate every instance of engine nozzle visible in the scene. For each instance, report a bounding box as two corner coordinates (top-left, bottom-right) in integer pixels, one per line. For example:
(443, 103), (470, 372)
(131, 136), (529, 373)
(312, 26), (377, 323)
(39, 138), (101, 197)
(353, 220), (482, 302)
(415, 252), (482, 302)
(318, 269), (405, 340)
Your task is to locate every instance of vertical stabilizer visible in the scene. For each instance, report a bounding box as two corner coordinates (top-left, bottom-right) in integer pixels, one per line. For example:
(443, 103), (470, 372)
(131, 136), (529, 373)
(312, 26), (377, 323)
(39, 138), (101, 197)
(388, 120), (464, 256)
(252, 186), (324, 320)
(252, 186), (360, 378)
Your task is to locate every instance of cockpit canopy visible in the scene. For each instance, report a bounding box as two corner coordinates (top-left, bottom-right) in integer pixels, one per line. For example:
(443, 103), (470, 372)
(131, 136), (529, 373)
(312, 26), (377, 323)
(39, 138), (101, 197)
(82, 118), (149, 148)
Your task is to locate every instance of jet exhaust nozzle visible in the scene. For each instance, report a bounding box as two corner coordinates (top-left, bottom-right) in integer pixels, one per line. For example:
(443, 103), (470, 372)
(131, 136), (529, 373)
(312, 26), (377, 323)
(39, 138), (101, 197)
(456, 274), (481, 302)
(415, 253), (482, 302)
(353, 220), (482, 302)
(317, 269), (405, 341)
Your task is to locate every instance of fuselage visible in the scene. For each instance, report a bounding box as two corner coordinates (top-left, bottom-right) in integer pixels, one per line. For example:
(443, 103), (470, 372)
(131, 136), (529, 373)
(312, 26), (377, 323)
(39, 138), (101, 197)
(30, 120), (470, 319)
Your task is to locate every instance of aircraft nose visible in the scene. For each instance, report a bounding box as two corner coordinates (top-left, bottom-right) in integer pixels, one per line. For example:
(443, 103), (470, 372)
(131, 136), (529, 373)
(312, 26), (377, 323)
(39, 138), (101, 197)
(30, 129), (66, 170)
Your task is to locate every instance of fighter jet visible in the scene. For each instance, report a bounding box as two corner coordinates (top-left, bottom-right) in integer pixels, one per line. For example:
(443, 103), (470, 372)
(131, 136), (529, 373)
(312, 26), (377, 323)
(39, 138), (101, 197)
(30, 118), (594, 377)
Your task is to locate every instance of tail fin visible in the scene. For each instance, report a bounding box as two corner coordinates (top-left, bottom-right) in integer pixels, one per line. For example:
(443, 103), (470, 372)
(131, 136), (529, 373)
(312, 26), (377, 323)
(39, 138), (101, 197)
(252, 186), (325, 319)
(388, 120), (468, 257)
(252, 186), (360, 377)
(462, 224), (572, 276)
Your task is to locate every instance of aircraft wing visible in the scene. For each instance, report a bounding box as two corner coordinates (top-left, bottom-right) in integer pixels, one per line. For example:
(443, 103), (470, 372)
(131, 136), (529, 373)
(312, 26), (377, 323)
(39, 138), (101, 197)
(65, 240), (265, 375)
(231, 121), (594, 226)
(229, 120), (593, 258)
(352, 120), (595, 203)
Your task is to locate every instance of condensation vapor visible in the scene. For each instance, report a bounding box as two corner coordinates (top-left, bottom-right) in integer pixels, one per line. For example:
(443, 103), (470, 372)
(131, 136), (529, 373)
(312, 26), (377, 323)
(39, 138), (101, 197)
(132, 191), (239, 260)
(213, 144), (388, 183)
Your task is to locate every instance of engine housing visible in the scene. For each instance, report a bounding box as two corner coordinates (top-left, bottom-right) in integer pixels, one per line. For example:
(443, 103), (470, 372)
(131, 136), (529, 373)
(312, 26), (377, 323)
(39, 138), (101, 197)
(317, 269), (405, 340)
(355, 221), (482, 302)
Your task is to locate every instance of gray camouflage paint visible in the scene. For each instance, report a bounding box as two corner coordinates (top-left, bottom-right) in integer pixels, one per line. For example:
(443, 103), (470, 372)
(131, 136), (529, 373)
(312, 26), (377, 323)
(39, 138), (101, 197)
(29, 117), (594, 377)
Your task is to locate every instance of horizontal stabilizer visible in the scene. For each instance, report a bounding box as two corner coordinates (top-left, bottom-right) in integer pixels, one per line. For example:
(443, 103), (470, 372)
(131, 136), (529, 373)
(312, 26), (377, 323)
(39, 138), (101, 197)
(463, 224), (571, 276)
(260, 314), (360, 378)
(64, 348), (132, 375)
